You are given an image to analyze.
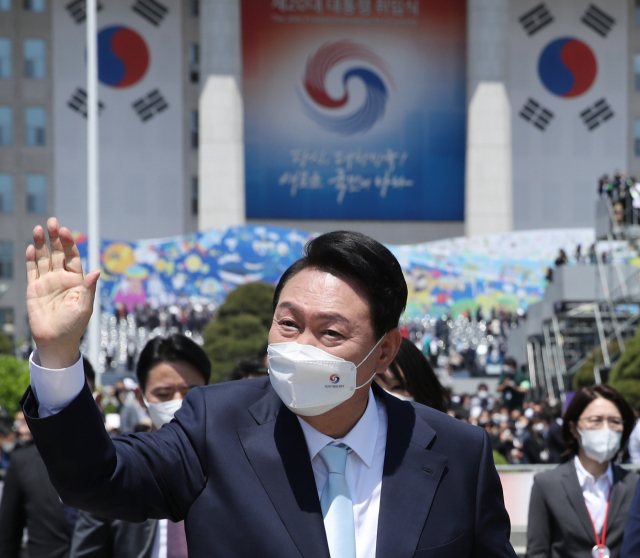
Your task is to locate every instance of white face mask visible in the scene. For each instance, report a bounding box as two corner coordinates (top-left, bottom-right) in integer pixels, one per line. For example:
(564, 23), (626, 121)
(267, 338), (383, 417)
(144, 398), (183, 430)
(578, 427), (622, 464)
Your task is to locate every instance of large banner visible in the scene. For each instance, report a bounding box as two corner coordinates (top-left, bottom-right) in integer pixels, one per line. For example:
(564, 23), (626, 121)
(508, 0), (628, 230)
(241, 0), (466, 221)
(53, 0), (184, 241)
(75, 226), (596, 318)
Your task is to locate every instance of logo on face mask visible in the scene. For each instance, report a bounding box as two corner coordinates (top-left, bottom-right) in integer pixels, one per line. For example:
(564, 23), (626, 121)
(330, 374), (340, 384)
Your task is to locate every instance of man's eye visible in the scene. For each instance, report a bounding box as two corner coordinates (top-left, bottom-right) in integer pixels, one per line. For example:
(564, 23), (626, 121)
(280, 320), (297, 328)
(325, 330), (342, 338)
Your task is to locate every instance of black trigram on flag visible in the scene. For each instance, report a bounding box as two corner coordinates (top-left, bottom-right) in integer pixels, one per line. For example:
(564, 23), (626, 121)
(67, 88), (104, 118)
(580, 99), (614, 130)
(132, 0), (168, 26)
(581, 4), (615, 37)
(519, 3), (554, 36)
(519, 99), (554, 131)
(65, 0), (103, 24)
(133, 89), (168, 122)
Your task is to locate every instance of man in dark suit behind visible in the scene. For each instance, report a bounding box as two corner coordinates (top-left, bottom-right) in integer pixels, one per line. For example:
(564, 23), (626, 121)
(20, 218), (517, 558)
(0, 359), (96, 558)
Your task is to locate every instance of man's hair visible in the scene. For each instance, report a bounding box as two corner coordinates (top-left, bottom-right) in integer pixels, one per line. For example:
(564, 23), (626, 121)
(136, 334), (211, 391)
(273, 231), (408, 340)
(228, 359), (268, 381)
(561, 384), (635, 457)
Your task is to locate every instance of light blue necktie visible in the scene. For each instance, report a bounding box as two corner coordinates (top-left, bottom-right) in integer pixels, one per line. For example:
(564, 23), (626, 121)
(318, 444), (356, 558)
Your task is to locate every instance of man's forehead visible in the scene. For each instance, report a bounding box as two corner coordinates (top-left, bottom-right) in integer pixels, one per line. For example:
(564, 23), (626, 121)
(278, 269), (368, 307)
(276, 268), (373, 325)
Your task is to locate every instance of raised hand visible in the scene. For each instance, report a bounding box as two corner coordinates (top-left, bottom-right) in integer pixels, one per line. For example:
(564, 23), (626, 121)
(26, 218), (100, 369)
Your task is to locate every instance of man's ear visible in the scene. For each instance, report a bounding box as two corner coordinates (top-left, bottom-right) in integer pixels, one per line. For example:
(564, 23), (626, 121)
(135, 386), (146, 408)
(375, 329), (402, 375)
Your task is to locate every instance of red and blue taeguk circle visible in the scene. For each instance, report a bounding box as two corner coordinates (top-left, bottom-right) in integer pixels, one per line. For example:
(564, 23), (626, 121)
(538, 37), (597, 98)
(98, 25), (149, 88)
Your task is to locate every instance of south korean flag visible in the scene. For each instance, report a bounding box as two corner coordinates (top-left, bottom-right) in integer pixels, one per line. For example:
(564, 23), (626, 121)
(508, 0), (627, 230)
(52, 0), (183, 241)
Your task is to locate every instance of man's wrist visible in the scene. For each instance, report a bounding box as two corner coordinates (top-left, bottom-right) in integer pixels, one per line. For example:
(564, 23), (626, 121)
(36, 343), (81, 370)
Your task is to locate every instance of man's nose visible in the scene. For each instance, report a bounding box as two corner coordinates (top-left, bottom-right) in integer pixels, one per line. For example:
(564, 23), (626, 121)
(172, 392), (185, 401)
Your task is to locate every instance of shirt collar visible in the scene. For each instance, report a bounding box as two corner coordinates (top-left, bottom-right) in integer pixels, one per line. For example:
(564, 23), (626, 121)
(297, 388), (379, 469)
(574, 454), (614, 487)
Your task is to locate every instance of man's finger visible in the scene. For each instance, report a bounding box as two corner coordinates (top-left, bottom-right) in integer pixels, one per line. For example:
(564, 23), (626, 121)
(59, 227), (84, 275)
(26, 245), (39, 285)
(33, 225), (52, 277)
(47, 217), (66, 271)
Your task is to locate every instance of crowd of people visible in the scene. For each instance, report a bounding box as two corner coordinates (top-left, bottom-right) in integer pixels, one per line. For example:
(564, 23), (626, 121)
(599, 172), (640, 228)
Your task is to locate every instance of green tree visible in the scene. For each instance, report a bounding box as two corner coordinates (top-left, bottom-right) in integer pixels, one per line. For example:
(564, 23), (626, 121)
(0, 356), (30, 416)
(203, 282), (275, 384)
(610, 327), (640, 411)
(572, 341), (620, 391)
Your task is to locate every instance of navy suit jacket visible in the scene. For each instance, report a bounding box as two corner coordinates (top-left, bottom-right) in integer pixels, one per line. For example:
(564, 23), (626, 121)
(622, 478), (640, 557)
(22, 378), (517, 558)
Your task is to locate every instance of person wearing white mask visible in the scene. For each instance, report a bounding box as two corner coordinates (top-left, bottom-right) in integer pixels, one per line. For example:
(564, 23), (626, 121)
(70, 334), (210, 558)
(21, 219), (517, 558)
(526, 385), (638, 558)
(374, 337), (449, 412)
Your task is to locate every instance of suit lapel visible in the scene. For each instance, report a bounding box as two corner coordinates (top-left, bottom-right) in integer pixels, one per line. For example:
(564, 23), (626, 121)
(375, 389), (448, 558)
(560, 460), (596, 543)
(238, 390), (330, 558)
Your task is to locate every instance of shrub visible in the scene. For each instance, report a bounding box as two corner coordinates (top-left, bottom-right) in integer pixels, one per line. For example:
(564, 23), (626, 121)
(0, 356), (30, 416)
(610, 327), (640, 411)
(202, 282), (275, 383)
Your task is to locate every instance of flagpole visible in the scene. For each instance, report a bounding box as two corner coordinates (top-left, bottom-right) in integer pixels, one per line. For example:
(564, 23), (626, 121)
(87, 0), (101, 387)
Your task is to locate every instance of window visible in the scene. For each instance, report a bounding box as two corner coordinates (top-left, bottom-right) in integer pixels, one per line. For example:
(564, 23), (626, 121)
(24, 39), (45, 79)
(635, 55), (640, 92)
(0, 106), (12, 145)
(0, 0), (10, 11)
(24, 0), (44, 11)
(189, 0), (199, 17)
(0, 39), (10, 78)
(191, 176), (198, 216)
(0, 174), (13, 213)
(635, 120), (640, 157)
(0, 241), (13, 279)
(188, 43), (199, 83)
(26, 174), (46, 213)
(25, 106), (46, 146)
(190, 110), (198, 149)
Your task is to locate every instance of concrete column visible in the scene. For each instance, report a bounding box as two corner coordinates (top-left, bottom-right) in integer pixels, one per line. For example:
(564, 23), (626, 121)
(465, 0), (513, 236)
(198, 0), (245, 230)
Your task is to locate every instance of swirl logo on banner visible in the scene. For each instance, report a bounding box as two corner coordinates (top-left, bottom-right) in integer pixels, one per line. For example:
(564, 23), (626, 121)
(98, 25), (150, 88)
(537, 37), (597, 98)
(300, 40), (392, 135)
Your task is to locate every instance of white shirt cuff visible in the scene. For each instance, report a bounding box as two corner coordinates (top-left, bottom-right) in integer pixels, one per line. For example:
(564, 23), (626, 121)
(29, 350), (85, 418)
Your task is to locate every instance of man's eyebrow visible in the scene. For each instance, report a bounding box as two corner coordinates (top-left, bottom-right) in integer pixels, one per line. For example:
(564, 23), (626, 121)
(276, 302), (351, 324)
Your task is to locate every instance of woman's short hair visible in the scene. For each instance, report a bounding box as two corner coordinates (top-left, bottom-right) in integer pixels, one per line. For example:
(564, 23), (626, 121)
(273, 231), (408, 340)
(136, 334), (211, 391)
(388, 337), (449, 412)
(561, 384), (635, 457)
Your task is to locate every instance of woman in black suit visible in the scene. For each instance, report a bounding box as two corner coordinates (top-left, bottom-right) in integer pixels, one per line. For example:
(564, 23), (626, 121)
(526, 385), (638, 558)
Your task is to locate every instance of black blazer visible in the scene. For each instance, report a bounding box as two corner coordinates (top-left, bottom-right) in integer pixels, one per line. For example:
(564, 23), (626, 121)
(70, 511), (157, 558)
(0, 442), (72, 558)
(22, 378), (518, 558)
(526, 459), (639, 558)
